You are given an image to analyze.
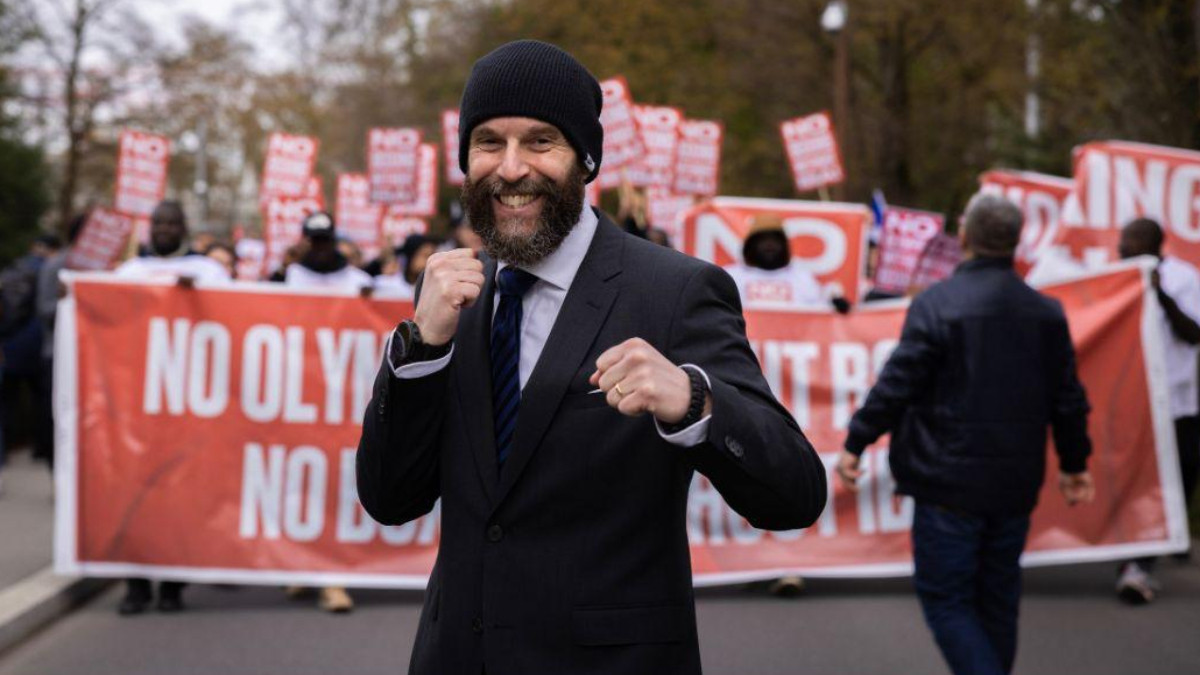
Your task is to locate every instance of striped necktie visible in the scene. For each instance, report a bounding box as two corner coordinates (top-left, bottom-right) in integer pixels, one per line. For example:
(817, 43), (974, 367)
(491, 267), (538, 470)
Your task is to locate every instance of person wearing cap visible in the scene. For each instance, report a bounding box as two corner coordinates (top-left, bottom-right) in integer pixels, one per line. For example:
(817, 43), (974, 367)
(356, 40), (826, 675)
(284, 211), (373, 291)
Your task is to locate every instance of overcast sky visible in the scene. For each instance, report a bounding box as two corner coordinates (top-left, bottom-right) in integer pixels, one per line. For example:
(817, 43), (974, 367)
(133, 0), (289, 68)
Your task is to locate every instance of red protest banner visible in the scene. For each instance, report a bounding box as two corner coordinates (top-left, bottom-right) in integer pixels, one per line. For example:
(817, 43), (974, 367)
(441, 110), (465, 186)
(979, 169), (1074, 268)
(1057, 141), (1200, 269)
(114, 130), (170, 219)
(586, 180), (601, 208)
(388, 144), (439, 218)
(260, 133), (319, 203)
(679, 197), (870, 303)
(65, 207), (134, 271)
(873, 207), (945, 295)
(627, 105), (682, 189)
(335, 173), (384, 261)
(781, 112), (845, 194)
(367, 127), (422, 205)
(674, 119), (723, 196)
(645, 188), (695, 245)
(261, 195), (324, 277)
(596, 76), (644, 191)
(54, 263), (1184, 586)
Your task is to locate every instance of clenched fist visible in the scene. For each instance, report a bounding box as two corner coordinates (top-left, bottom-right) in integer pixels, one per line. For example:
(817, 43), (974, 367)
(413, 249), (486, 346)
(588, 338), (711, 424)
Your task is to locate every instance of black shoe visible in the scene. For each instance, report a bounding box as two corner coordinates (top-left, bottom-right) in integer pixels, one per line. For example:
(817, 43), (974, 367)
(118, 580), (152, 616)
(157, 583), (185, 612)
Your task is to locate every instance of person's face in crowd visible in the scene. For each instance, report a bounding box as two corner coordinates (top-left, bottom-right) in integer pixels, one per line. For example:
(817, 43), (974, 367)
(149, 205), (187, 256)
(463, 116), (585, 268)
(405, 241), (439, 284)
(1118, 228), (1160, 260)
(745, 231), (790, 271)
(191, 233), (216, 254)
(206, 247), (236, 279)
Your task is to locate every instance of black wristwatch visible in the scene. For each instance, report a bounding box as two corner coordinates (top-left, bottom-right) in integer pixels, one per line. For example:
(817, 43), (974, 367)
(391, 319), (452, 366)
(663, 366), (710, 433)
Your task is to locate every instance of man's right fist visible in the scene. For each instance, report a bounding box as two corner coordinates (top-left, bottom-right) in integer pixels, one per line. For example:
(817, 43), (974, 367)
(413, 248), (485, 346)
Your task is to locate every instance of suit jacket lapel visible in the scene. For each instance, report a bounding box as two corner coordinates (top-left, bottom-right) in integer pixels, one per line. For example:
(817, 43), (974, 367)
(455, 254), (499, 506)
(495, 214), (624, 506)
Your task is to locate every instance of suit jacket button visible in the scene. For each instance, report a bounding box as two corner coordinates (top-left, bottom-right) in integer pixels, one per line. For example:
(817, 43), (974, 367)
(487, 524), (504, 542)
(725, 436), (745, 458)
(472, 617), (484, 634)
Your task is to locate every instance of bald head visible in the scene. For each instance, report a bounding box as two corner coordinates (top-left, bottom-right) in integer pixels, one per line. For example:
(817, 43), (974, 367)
(962, 193), (1022, 258)
(1118, 218), (1164, 260)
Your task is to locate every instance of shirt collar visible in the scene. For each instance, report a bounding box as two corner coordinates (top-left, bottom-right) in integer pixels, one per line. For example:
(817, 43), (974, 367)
(497, 205), (598, 291)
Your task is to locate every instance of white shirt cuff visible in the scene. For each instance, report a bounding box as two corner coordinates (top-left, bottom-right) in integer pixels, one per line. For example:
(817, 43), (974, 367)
(385, 332), (454, 379)
(654, 364), (713, 447)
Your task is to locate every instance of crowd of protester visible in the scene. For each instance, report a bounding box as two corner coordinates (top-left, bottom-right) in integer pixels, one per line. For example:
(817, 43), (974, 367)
(0, 188), (1195, 643)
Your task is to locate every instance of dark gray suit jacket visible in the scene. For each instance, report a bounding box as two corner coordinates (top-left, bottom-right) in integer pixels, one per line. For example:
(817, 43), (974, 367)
(357, 212), (826, 675)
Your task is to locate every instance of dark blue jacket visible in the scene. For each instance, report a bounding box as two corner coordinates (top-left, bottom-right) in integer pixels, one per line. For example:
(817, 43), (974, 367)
(845, 257), (1091, 514)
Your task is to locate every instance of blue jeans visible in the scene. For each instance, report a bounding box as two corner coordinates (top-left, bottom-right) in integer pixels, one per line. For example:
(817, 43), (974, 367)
(912, 502), (1031, 675)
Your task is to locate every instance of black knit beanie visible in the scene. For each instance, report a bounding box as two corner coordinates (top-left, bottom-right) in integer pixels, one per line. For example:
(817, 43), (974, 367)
(458, 40), (604, 183)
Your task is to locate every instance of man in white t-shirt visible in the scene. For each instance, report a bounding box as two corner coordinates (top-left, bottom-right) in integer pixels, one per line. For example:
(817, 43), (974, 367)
(284, 212), (374, 291)
(283, 211), (368, 612)
(1115, 217), (1200, 604)
(112, 200), (230, 616)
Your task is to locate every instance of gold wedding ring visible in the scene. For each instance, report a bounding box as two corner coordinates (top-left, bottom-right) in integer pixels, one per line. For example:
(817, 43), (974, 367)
(615, 384), (626, 397)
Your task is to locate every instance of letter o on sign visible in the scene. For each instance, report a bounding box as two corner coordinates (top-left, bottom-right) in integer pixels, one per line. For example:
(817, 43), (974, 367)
(783, 217), (846, 276)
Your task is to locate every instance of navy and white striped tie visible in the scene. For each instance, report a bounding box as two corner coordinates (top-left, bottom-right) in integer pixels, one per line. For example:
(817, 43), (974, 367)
(491, 267), (538, 471)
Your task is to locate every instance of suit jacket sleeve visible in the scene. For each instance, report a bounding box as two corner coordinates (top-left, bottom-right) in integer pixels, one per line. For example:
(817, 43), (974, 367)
(356, 276), (444, 526)
(670, 264), (827, 531)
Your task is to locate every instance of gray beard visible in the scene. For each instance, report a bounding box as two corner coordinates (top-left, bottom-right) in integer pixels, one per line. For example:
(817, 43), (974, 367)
(463, 166), (586, 269)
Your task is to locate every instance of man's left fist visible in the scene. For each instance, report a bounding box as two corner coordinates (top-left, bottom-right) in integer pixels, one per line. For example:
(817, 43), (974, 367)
(588, 338), (707, 424)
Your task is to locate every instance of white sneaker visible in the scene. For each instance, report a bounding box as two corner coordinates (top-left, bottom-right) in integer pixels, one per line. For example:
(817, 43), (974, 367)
(1116, 562), (1159, 605)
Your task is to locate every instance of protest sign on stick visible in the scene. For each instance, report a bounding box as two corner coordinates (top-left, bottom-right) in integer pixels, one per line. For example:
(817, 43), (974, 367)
(367, 127), (422, 205)
(645, 188), (695, 245)
(596, 77), (644, 191)
(780, 112), (845, 194)
(441, 110), (465, 186)
(627, 105), (682, 189)
(65, 207), (135, 271)
(674, 119), (723, 196)
(873, 207), (945, 295)
(335, 173), (384, 261)
(114, 130), (170, 219)
(388, 144), (439, 219)
(260, 133), (319, 204)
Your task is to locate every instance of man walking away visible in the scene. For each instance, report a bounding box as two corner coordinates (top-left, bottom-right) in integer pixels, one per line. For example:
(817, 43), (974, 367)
(1114, 217), (1200, 604)
(836, 193), (1095, 675)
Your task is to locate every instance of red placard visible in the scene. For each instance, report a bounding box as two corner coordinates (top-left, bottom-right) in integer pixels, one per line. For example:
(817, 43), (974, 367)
(260, 133), (319, 203)
(645, 188), (695, 245)
(627, 105), (682, 189)
(381, 213), (429, 248)
(979, 170), (1074, 268)
(368, 127), (422, 205)
(674, 119), (723, 196)
(335, 174), (384, 261)
(261, 195), (324, 277)
(910, 233), (963, 291)
(586, 180), (601, 207)
(781, 112), (845, 193)
(873, 207), (945, 295)
(596, 76), (644, 190)
(388, 144), (439, 218)
(65, 207), (134, 271)
(441, 110), (465, 186)
(114, 130), (170, 219)
(679, 197), (870, 303)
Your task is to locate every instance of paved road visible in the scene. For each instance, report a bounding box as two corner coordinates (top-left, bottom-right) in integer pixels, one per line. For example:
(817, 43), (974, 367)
(0, 559), (1197, 674)
(0, 452), (54, 590)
